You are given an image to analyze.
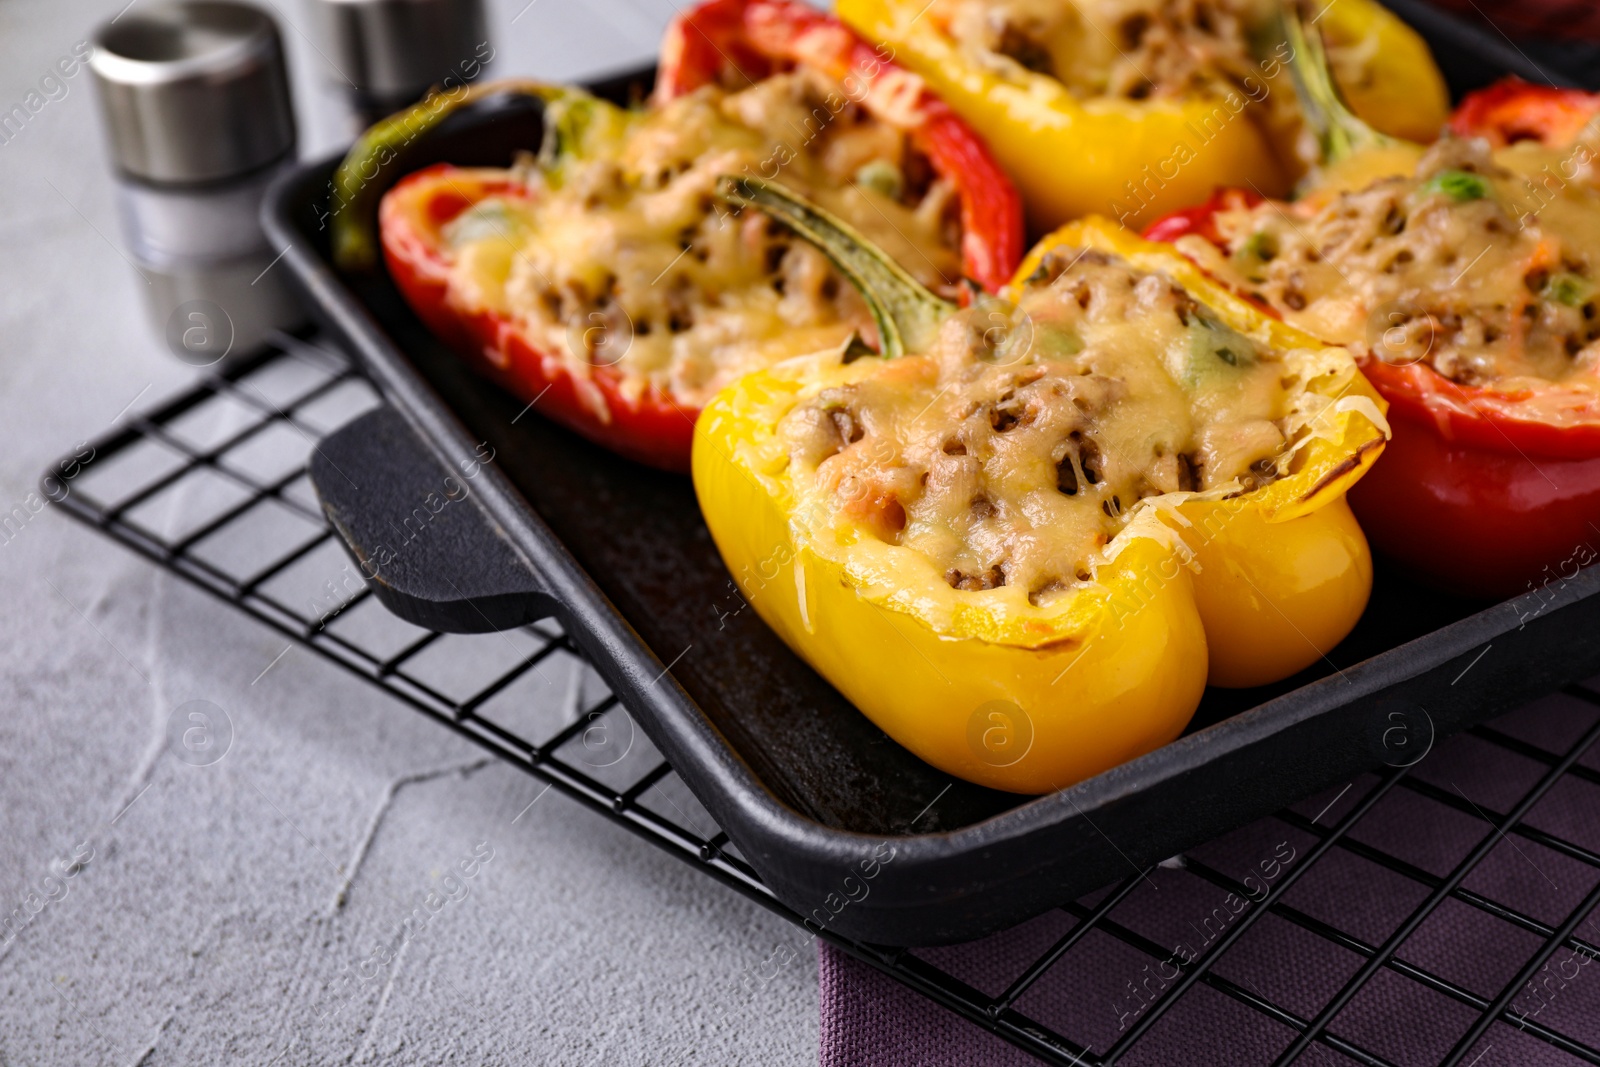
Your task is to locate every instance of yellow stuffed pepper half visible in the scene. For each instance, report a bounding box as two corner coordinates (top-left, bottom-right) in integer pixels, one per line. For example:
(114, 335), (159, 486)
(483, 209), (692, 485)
(693, 178), (1389, 793)
(836, 0), (1449, 232)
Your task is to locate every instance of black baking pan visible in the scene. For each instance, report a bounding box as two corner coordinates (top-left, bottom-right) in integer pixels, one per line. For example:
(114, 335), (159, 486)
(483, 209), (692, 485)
(263, 5), (1600, 946)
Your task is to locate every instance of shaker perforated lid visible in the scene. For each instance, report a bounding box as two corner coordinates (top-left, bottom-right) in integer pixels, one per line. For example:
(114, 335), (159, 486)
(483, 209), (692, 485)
(90, 1), (295, 185)
(308, 0), (491, 101)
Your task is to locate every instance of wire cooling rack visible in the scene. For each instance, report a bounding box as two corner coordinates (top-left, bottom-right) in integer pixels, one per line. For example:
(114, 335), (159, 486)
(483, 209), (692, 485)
(49, 333), (1600, 1066)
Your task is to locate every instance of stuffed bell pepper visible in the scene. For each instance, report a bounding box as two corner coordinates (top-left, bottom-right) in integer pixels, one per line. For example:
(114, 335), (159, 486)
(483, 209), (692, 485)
(836, 0), (1449, 233)
(694, 178), (1388, 793)
(1144, 12), (1600, 598)
(333, 0), (1023, 472)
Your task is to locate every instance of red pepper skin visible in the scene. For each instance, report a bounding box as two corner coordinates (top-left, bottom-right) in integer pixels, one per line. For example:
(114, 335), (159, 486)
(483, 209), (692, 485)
(1450, 77), (1600, 149)
(1142, 188), (1600, 599)
(656, 0), (1025, 294)
(1140, 188), (1265, 247)
(1357, 358), (1600, 459)
(381, 166), (698, 471)
(1348, 360), (1600, 598)
(1347, 396), (1600, 600)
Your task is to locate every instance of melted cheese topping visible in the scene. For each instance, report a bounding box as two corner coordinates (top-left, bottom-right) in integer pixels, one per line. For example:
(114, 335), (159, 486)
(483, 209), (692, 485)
(929, 0), (1278, 103)
(442, 71), (963, 412)
(1183, 134), (1600, 402)
(777, 250), (1296, 608)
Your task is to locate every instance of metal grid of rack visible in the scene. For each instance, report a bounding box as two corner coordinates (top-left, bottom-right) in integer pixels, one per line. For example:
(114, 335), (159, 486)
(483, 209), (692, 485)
(50, 333), (1600, 1065)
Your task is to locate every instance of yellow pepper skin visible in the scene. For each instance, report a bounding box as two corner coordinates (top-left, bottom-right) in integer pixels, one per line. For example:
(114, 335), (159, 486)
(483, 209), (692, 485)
(693, 219), (1388, 793)
(1179, 495), (1373, 688)
(836, 0), (1448, 233)
(1316, 1), (1451, 147)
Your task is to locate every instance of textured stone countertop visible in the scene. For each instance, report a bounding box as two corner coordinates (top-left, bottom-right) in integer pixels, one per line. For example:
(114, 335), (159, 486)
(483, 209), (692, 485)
(0, 1), (817, 1063)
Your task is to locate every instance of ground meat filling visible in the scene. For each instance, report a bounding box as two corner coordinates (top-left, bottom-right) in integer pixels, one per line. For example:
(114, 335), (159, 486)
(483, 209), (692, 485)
(778, 250), (1293, 608)
(441, 69), (963, 410)
(1197, 137), (1600, 388)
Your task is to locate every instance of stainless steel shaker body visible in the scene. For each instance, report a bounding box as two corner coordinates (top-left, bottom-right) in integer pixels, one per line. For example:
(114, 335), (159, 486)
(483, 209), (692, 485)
(309, 0), (493, 126)
(90, 1), (304, 363)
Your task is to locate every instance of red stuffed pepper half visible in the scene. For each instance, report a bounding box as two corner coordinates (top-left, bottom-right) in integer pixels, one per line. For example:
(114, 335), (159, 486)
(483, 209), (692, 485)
(350, 0), (1022, 472)
(1143, 69), (1600, 599)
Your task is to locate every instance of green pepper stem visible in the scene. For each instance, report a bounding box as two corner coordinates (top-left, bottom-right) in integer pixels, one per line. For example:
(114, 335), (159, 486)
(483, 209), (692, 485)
(715, 176), (955, 358)
(1276, 3), (1395, 164)
(331, 79), (565, 271)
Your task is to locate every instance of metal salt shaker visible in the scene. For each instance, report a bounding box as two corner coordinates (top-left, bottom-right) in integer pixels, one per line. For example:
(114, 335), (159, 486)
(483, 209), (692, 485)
(308, 0), (493, 127)
(90, 1), (304, 364)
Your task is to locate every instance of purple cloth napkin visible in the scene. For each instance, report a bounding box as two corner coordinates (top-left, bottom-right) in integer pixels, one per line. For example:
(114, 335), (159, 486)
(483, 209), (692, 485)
(819, 690), (1600, 1066)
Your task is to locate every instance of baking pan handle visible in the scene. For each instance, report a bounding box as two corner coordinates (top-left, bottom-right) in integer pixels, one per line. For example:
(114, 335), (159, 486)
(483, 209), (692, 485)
(309, 407), (557, 633)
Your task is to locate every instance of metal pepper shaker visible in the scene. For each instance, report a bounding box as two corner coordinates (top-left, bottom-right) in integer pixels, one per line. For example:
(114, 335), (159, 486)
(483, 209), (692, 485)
(308, 0), (493, 128)
(90, 0), (304, 365)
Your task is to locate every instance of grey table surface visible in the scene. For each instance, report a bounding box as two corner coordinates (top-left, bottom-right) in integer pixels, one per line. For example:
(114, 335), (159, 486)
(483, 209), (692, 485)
(0, 1), (820, 1063)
